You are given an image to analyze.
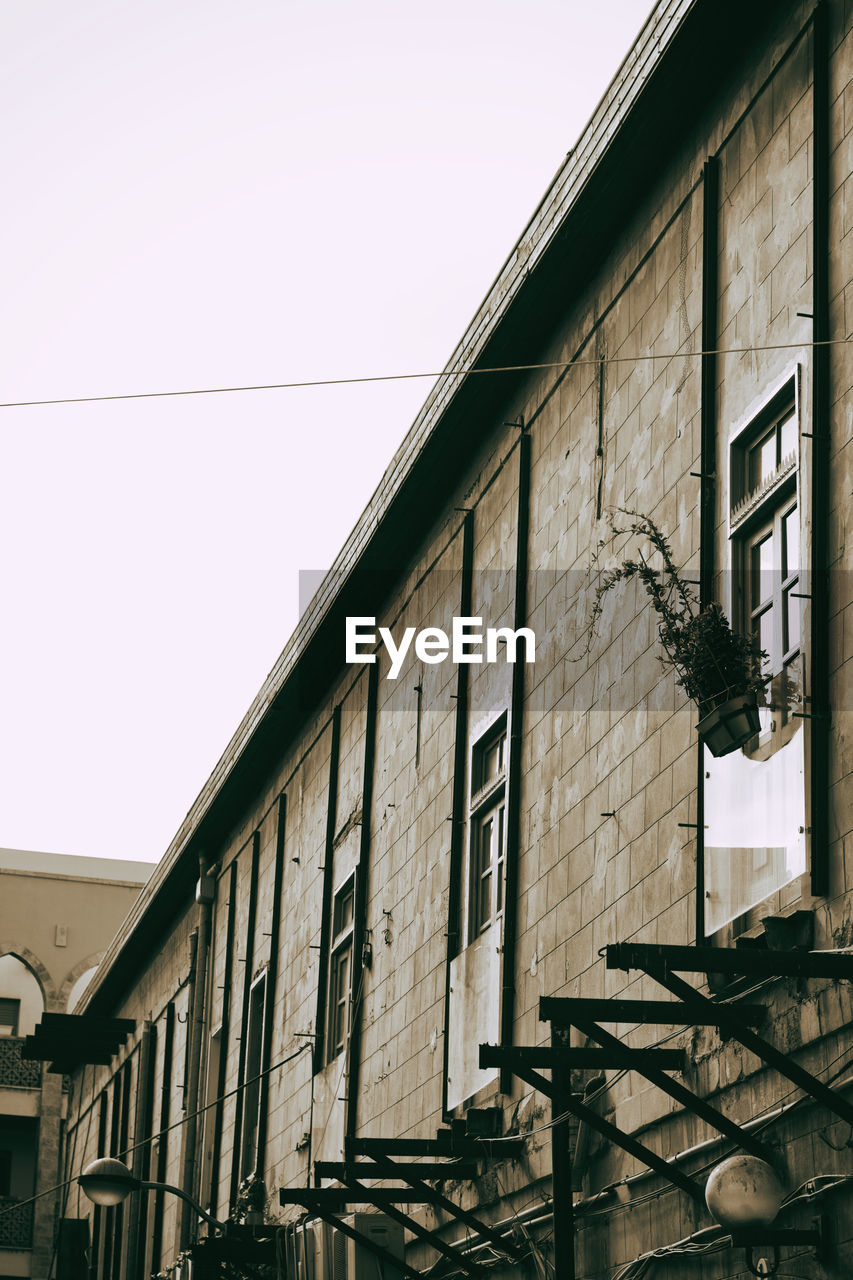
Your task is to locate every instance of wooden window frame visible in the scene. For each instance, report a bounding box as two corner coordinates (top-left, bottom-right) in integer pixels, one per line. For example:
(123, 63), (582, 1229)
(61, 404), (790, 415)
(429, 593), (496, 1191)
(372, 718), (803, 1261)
(327, 876), (355, 1062)
(240, 972), (267, 1179)
(467, 717), (508, 941)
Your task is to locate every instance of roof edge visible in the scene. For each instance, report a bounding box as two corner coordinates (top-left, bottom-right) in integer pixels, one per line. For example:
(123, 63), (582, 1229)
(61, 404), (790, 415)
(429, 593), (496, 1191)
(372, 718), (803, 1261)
(81, 0), (699, 1012)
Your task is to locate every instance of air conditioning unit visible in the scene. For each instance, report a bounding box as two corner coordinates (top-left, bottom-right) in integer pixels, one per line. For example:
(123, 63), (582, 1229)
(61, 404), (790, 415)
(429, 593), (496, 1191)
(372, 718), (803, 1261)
(286, 1214), (405, 1280)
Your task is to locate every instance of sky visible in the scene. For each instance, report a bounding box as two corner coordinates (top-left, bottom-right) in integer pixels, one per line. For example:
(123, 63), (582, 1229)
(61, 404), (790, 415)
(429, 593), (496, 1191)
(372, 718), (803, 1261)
(0, 0), (652, 865)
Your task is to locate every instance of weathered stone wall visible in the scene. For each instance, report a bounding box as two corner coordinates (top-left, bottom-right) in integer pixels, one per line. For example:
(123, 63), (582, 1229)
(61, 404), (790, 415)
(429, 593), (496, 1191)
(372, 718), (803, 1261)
(61, 2), (853, 1276)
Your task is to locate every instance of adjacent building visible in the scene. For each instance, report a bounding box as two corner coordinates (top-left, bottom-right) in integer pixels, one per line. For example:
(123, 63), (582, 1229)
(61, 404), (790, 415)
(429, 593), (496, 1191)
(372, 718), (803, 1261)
(33, 0), (853, 1275)
(0, 849), (154, 1280)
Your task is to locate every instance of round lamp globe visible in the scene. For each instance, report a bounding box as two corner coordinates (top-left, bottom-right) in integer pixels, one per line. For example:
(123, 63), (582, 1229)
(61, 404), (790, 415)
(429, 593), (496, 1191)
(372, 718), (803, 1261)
(78, 1157), (139, 1207)
(705, 1154), (785, 1228)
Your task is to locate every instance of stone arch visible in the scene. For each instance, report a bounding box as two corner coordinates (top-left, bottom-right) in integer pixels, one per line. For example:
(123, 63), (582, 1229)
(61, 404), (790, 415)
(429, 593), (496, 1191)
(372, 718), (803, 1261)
(0, 941), (57, 1004)
(60, 952), (104, 1010)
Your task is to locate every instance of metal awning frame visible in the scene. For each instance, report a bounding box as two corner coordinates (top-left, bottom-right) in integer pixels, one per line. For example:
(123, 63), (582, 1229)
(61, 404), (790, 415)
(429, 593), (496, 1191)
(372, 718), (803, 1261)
(278, 1131), (528, 1280)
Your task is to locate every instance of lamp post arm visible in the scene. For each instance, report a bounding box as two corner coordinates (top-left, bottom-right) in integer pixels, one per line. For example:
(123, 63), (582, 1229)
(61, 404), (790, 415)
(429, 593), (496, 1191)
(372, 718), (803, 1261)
(139, 1180), (227, 1233)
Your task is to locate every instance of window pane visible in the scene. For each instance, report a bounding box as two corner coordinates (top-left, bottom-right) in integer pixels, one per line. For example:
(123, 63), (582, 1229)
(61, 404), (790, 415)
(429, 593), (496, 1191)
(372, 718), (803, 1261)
(495, 806), (505, 914)
(755, 605), (774, 660)
(749, 431), (776, 490)
(780, 412), (797, 461)
(480, 731), (506, 788)
(330, 946), (351, 1055)
(784, 585), (801, 653)
(478, 817), (493, 876)
(783, 506), (798, 575)
(751, 534), (774, 607)
(333, 883), (354, 937)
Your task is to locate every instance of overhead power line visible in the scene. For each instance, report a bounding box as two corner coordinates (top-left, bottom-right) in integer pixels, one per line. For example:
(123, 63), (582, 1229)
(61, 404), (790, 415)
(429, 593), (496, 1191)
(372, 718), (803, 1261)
(0, 336), (849, 411)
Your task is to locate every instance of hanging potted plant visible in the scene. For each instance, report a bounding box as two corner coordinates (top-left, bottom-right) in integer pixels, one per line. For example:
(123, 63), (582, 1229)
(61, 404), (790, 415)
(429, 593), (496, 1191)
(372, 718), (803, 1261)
(589, 511), (767, 757)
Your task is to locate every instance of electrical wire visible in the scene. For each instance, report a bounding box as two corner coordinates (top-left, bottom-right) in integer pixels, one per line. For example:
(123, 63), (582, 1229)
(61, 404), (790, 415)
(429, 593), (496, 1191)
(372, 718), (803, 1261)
(0, 1040), (311, 1220)
(0, 337), (850, 411)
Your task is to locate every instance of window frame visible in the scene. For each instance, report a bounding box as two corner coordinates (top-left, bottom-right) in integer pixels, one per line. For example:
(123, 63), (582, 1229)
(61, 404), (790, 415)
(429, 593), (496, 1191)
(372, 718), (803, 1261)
(729, 372), (802, 745)
(702, 367), (811, 942)
(0, 998), (20, 1036)
(326, 875), (355, 1062)
(467, 716), (508, 941)
(240, 971), (267, 1179)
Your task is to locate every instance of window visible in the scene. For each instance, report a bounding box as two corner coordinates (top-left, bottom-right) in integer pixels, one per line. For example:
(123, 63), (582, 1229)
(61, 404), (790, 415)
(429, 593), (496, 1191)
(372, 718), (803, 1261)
(0, 999), (20, 1036)
(704, 375), (806, 936)
(327, 877), (354, 1060)
(241, 976), (266, 1178)
(468, 720), (507, 938)
(745, 499), (800, 675)
(731, 379), (802, 730)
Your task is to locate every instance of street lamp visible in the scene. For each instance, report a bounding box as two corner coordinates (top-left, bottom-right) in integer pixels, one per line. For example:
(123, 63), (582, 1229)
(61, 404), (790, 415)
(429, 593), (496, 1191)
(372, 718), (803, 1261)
(705, 1154), (823, 1277)
(78, 1157), (226, 1233)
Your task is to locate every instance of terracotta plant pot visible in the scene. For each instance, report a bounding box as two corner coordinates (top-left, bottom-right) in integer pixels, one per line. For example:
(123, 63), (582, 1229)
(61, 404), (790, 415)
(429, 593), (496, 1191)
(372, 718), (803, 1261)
(696, 691), (762, 757)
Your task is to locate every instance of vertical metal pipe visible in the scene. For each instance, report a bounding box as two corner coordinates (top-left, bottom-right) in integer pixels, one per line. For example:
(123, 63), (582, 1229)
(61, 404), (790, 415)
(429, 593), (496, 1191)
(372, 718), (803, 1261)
(346, 660), (379, 1142)
(442, 511), (474, 1118)
(256, 794), (287, 1173)
(550, 1029), (575, 1279)
(91, 1090), (108, 1279)
(180, 856), (214, 1246)
(208, 861), (237, 1215)
(500, 426), (531, 1091)
(697, 155), (719, 945)
(128, 1023), (156, 1280)
(229, 831), (261, 1207)
(810, 0), (830, 897)
(313, 705), (342, 1077)
(151, 1001), (175, 1271)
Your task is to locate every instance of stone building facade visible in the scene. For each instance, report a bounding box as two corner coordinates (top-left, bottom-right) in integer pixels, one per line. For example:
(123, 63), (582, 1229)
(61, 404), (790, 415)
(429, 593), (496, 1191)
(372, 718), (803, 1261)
(46, 0), (853, 1275)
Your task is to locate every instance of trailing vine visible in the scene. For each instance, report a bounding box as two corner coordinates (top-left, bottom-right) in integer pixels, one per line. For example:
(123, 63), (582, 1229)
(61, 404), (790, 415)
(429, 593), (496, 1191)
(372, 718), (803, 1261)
(590, 510), (767, 716)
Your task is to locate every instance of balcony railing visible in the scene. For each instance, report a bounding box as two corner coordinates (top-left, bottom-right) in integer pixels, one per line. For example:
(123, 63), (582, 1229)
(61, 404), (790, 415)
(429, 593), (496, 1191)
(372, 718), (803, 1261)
(0, 1196), (34, 1249)
(0, 1037), (41, 1089)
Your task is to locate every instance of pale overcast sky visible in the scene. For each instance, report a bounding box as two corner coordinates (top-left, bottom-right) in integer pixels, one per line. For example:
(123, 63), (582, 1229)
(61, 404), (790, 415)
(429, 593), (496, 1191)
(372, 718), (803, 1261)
(1, 0), (651, 864)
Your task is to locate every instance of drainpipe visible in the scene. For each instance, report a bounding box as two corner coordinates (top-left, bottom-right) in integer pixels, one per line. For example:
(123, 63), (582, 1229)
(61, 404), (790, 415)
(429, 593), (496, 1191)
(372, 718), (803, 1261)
(180, 853), (215, 1247)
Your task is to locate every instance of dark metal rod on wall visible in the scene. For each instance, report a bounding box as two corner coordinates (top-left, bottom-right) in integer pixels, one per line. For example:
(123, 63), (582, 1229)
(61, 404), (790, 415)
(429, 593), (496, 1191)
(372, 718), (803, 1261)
(128, 1022), (156, 1280)
(442, 510), (474, 1118)
(500, 425), (531, 1091)
(550, 1030), (575, 1280)
(256, 794), (287, 1174)
(91, 1091), (109, 1278)
(810, 0), (830, 897)
(150, 1001), (174, 1270)
(180, 856), (213, 1247)
(208, 861), (237, 1214)
(346, 661), (379, 1142)
(697, 154), (719, 945)
(313, 703), (342, 1076)
(229, 830), (261, 1208)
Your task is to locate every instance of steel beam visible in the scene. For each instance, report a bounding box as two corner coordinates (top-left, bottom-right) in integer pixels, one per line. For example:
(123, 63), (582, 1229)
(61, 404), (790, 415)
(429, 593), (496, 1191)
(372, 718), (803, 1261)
(315, 1160), (477, 1182)
(480, 1044), (685, 1072)
(540, 996), (765, 1027)
(346, 1136), (525, 1158)
(607, 943), (853, 982)
(278, 1188), (427, 1206)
